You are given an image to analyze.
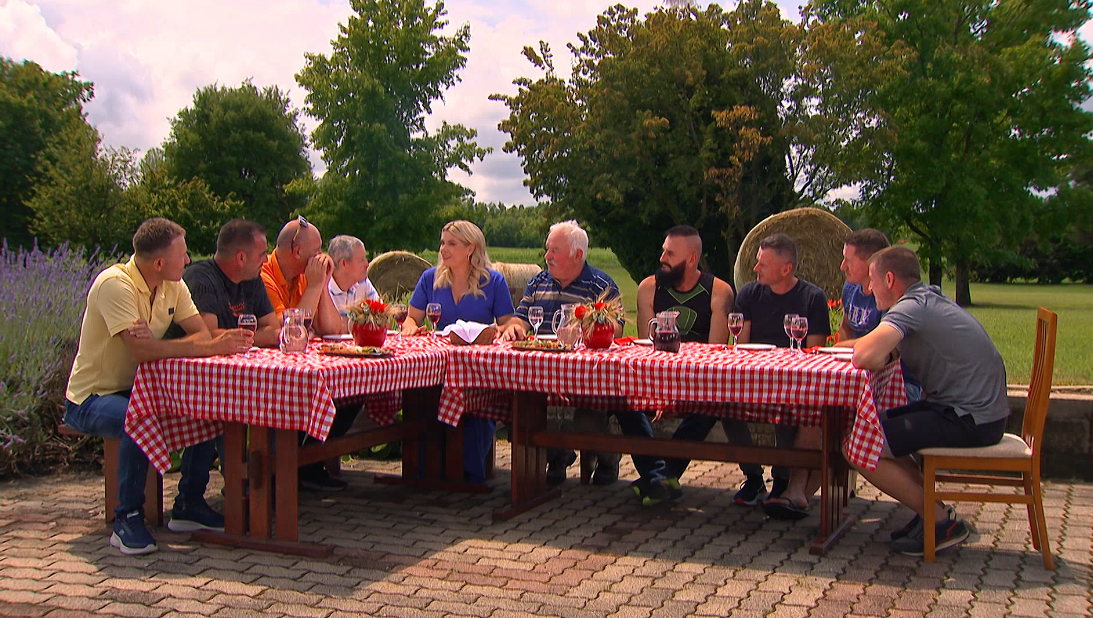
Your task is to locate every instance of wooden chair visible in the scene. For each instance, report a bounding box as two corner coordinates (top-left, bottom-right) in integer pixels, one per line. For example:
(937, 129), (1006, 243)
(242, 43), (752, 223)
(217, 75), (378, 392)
(919, 307), (1057, 568)
(58, 423), (164, 527)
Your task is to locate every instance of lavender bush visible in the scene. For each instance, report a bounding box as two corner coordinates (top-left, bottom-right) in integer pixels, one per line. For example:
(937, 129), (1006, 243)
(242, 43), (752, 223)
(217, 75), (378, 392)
(0, 242), (115, 476)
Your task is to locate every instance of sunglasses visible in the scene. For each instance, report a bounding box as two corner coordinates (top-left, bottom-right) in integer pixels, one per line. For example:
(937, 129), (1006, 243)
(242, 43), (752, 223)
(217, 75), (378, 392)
(290, 215), (309, 250)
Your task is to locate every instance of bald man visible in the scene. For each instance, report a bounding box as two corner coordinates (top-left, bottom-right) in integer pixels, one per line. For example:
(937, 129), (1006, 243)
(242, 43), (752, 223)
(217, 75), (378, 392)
(260, 215), (355, 491)
(260, 215), (342, 336)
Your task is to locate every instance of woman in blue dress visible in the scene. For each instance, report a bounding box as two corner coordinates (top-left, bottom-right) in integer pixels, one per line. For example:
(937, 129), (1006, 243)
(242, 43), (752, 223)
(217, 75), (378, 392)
(403, 220), (514, 483)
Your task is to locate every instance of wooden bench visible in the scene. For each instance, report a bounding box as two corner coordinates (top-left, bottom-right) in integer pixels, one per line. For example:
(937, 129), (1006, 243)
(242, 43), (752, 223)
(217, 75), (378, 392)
(58, 423), (163, 526)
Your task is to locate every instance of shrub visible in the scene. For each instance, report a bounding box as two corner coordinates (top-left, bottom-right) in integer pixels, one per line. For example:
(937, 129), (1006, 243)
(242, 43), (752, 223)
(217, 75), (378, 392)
(0, 242), (115, 477)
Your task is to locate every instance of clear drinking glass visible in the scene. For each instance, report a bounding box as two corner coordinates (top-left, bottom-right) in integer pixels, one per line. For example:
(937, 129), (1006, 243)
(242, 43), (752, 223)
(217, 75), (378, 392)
(791, 316), (809, 353)
(425, 303), (442, 336)
(528, 306), (544, 339)
(238, 314), (257, 357)
(783, 313), (799, 351)
(728, 312), (744, 350)
(300, 308), (314, 337)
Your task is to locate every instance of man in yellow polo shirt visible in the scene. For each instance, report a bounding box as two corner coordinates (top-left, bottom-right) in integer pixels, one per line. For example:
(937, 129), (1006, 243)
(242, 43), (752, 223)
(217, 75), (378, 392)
(64, 218), (253, 555)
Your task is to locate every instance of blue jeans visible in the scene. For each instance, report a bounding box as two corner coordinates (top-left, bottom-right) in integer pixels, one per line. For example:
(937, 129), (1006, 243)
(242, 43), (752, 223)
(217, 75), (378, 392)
(614, 411), (668, 482)
(463, 417), (496, 484)
(666, 415), (796, 482)
(65, 392), (217, 519)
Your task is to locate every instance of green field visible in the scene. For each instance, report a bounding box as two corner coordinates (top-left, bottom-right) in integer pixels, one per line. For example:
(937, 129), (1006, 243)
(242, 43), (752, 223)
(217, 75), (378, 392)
(435, 247), (1092, 385)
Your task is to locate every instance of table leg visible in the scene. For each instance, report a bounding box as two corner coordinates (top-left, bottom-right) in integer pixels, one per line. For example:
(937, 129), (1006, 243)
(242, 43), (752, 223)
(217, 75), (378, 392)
(810, 406), (856, 555)
(275, 428), (299, 542)
(249, 426), (272, 539)
(493, 391), (559, 521)
(223, 422), (246, 536)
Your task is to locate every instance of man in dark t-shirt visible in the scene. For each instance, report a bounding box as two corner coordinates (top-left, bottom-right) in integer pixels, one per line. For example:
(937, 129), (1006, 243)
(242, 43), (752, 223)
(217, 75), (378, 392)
(726, 234), (829, 509)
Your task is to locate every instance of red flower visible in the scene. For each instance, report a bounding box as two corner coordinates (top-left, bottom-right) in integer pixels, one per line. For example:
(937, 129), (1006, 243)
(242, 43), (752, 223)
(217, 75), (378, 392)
(574, 305), (588, 319)
(595, 301), (605, 311)
(364, 299), (388, 314)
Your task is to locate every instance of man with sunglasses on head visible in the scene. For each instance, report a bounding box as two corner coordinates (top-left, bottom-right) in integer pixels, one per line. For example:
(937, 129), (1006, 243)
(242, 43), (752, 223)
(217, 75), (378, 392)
(260, 215), (342, 334)
(261, 215), (356, 491)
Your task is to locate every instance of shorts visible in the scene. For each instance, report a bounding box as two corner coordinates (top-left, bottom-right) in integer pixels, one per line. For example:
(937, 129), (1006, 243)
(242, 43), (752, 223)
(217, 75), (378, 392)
(881, 400), (1007, 458)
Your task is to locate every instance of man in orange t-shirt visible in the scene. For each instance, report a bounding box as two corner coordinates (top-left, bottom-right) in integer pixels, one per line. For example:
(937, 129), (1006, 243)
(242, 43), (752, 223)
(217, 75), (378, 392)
(260, 216), (341, 334)
(260, 216), (357, 491)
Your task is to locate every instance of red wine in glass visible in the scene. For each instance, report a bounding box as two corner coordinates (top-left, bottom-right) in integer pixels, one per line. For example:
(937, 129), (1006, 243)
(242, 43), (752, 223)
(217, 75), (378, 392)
(302, 317), (314, 332)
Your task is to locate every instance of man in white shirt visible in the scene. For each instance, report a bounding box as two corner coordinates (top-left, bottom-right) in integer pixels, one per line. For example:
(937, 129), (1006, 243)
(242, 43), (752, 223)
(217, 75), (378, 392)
(327, 235), (380, 321)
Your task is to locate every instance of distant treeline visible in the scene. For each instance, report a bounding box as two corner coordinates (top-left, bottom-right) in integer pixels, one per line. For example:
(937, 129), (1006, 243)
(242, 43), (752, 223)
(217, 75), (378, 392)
(449, 201), (546, 248)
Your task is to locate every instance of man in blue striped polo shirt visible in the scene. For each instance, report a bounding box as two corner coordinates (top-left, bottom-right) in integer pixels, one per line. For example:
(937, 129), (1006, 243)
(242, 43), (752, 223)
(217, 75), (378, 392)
(501, 220), (624, 486)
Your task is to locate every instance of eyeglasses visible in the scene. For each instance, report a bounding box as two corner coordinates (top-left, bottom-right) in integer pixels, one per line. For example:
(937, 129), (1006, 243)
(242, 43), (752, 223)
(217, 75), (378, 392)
(290, 215), (309, 250)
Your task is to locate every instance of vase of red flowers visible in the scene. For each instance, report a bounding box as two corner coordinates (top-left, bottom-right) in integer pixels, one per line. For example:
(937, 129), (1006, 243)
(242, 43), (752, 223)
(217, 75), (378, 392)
(573, 290), (625, 350)
(347, 299), (390, 347)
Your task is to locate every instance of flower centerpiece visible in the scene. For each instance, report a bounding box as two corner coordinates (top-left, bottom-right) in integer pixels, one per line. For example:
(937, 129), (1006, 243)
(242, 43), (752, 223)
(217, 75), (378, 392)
(572, 290), (625, 349)
(826, 298), (843, 347)
(347, 299), (391, 347)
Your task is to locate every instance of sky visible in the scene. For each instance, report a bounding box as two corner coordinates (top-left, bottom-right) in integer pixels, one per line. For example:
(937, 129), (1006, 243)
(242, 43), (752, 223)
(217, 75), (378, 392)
(2, 1), (1090, 207)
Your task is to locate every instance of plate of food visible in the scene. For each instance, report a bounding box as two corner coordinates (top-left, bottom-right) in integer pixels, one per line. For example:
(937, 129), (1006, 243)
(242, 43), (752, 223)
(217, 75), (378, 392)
(510, 339), (572, 353)
(319, 343), (394, 358)
(633, 338), (653, 346)
(734, 343), (776, 351)
(534, 334), (558, 341)
(815, 346), (851, 354)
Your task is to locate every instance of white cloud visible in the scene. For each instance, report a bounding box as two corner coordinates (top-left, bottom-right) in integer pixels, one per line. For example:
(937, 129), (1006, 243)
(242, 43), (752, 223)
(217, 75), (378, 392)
(19, 0), (1083, 210)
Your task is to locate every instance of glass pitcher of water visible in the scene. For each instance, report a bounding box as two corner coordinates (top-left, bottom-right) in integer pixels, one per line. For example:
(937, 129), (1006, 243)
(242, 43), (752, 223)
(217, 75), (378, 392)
(279, 308), (308, 354)
(649, 310), (681, 353)
(551, 303), (581, 348)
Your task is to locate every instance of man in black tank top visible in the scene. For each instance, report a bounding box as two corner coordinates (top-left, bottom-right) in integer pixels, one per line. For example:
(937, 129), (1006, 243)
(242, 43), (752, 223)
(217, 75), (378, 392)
(619, 226), (734, 505)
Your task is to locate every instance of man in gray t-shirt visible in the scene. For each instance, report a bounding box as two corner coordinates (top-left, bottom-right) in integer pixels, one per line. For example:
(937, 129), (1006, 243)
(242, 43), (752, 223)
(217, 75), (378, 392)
(851, 246), (1008, 557)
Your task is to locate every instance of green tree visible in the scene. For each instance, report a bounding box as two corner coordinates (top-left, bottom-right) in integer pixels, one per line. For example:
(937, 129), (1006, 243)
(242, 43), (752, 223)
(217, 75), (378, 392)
(807, 0), (1093, 305)
(296, 0), (490, 252)
(161, 80), (311, 234)
(492, 2), (802, 282)
(0, 58), (94, 248)
(28, 129), (238, 254)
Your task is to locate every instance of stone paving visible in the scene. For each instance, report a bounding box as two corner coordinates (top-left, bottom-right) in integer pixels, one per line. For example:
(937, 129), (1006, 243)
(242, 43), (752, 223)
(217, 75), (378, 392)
(1, 444), (1090, 618)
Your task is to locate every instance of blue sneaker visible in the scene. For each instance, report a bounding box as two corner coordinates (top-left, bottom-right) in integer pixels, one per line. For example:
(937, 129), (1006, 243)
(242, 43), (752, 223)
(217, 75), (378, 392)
(168, 500), (225, 532)
(110, 511), (157, 555)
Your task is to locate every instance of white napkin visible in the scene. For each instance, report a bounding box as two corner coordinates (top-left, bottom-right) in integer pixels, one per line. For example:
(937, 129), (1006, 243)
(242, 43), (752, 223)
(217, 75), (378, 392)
(440, 320), (490, 342)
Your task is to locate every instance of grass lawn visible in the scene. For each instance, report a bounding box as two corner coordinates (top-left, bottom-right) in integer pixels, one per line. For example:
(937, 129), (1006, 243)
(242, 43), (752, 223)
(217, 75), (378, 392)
(443, 246), (1091, 385)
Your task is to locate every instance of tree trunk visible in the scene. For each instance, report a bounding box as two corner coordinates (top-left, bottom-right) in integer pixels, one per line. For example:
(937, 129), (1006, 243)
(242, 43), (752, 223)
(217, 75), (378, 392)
(954, 259), (972, 306)
(929, 261), (942, 289)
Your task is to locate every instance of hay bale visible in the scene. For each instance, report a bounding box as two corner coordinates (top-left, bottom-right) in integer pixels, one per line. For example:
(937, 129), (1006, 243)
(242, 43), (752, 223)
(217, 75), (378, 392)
(492, 262), (542, 309)
(733, 207), (852, 301)
(368, 251), (432, 300)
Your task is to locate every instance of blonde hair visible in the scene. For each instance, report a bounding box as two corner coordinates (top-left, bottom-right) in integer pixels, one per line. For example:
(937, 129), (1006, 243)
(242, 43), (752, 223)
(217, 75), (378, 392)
(434, 220), (492, 297)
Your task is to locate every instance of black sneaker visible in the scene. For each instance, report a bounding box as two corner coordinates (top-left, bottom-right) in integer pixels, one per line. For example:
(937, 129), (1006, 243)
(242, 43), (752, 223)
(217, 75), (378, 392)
(733, 476), (767, 506)
(891, 505), (952, 541)
(630, 477), (681, 507)
(110, 511), (157, 555)
(891, 509), (970, 556)
(546, 451), (577, 487)
(769, 476), (789, 501)
(168, 500), (225, 532)
(299, 467), (349, 492)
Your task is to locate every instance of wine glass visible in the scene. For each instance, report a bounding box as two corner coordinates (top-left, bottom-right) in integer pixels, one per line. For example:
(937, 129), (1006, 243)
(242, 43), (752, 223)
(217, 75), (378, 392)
(783, 313), (800, 351)
(300, 308), (314, 338)
(425, 303), (442, 337)
(238, 314), (257, 358)
(728, 312), (744, 350)
(528, 306), (544, 339)
(790, 316), (809, 353)
(391, 303), (408, 342)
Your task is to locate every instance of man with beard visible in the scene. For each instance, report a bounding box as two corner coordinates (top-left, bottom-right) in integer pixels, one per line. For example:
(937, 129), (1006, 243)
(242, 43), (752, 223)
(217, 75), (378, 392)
(624, 225), (735, 505)
(636, 225), (733, 344)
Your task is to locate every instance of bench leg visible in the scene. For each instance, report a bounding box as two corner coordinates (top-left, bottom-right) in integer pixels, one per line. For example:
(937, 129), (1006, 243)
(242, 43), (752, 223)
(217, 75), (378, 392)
(103, 437), (163, 526)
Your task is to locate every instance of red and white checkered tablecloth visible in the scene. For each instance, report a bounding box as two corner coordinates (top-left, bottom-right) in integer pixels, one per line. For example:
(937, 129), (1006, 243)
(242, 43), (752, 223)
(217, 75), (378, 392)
(126, 336), (449, 474)
(619, 343), (907, 470)
(437, 342), (649, 426)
